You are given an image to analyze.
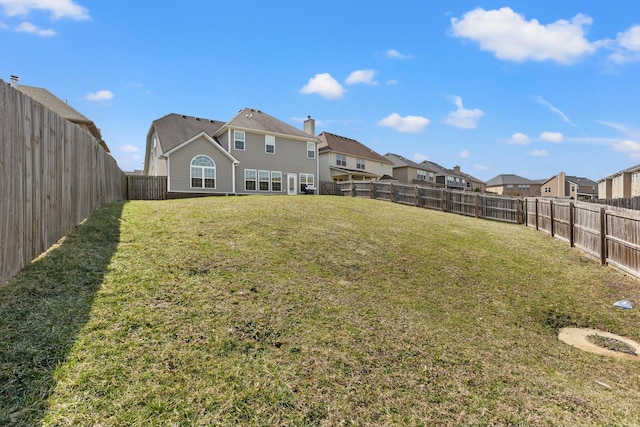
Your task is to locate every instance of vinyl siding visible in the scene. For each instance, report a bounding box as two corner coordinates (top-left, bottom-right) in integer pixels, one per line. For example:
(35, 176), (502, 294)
(167, 135), (235, 193)
(147, 130), (168, 176)
(232, 130), (316, 194)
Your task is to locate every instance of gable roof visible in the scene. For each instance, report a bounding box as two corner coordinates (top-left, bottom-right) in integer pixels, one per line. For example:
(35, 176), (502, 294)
(566, 176), (597, 187)
(220, 108), (316, 141)
(486, 174), (536, 186)
(151, 113), (225, 154)
(600, 163), (640, 181)
(384, 153), (424, 169)
(317, 132), (393, 164)
(15, 84), (110, 152)
(164, 131), (239, 164)
(458, 170), (486, 185)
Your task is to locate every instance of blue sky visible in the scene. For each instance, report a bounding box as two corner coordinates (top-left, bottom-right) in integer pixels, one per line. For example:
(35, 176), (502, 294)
(2, 1), (640, 182)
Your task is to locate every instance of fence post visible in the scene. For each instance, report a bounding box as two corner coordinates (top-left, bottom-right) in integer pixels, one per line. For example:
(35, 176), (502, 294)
(351, 181), (356, 197)
(414, 186), (418, 207)
(475, 193), (480, 218)
(549, 199), (554, 237)
(535, 199), (539, 231)
(441, 188), (446, 212)
(569, 202), (574, 247)
(600, 207), (607, 265)
(516, 199), (522, 224)
(389, 182), (393, 202)
(370, 181), (374, 199)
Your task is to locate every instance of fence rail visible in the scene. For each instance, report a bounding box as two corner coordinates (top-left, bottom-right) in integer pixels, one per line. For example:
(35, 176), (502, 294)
(1, 80), (127, 285)
(322, 181), (524, 224)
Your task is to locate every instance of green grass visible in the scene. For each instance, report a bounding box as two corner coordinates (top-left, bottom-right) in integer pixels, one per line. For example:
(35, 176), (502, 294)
(2, 195), (640, 426)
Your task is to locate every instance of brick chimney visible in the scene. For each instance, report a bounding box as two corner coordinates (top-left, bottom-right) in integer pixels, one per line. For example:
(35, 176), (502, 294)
(453, 165), (461, 174)
(304, 115), (315, 136)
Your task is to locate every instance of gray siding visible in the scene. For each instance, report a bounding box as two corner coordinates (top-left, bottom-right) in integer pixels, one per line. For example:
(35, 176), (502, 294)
(168, 136), (235, 193)
(231, 130), (316, 194)
(147, 130), (168, 176)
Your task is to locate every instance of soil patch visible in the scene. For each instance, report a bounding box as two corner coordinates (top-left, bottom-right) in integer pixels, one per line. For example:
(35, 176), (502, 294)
(558, 328), (640, 360)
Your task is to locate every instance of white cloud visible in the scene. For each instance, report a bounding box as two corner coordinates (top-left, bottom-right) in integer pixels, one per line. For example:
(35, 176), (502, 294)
(85, 90), (113, 101)
(459, 149), (469, 158)
(378, 113), (430, 133)
(345, 69), (378, 86)
(612, 140), (640, 153)
(536, 96), (576, 126)
(450, 7), (598, 64)
(0, 0), (90, 20)
(509, 132), (530, 145)
(413, 153), (429, 163)
(529, 150), (549, 157)
(300, 73), (345, 100)
(540, 131), (564, 143)
(442, 96), (484, 129)
(609, 25), (640, 63)
(386, 79), (398, 85)
(121, 144), (139, 153)
(15, 20), (54, 36)
(474, 164), (489, 171)
(384, 49), (411, 59)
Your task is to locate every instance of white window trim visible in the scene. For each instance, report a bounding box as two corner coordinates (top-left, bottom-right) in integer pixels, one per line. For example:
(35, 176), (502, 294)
(234, 130), (245, 151)
(271, 171), (283, 192)
(245, 168), (257, 191)
(265, 135), (275, 154)
(307, 142), (315, 159)
(258, 170), (270, 192)
(190, 155), (216, 189)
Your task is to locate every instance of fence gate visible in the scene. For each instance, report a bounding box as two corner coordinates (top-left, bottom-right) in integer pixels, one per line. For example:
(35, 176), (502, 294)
(127, 176), (167, 200)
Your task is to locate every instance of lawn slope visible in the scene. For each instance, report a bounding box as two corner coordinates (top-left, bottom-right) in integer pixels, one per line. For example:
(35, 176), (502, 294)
(3, 196), (640, 426)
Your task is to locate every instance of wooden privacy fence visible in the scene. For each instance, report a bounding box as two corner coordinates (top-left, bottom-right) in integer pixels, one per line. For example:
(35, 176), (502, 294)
(525, 198), (640, 279)
(320, 181), (524, 224)
(0, 80), (127, 285)
(321, 181), (640, 279)
(127, 175), (167, 200)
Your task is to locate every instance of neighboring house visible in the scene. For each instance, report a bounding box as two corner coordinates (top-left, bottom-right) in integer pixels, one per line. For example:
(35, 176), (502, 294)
(454, 166), (486, 192)
(143, 108), (319, 196)
(384, 153), (440, 186)
(11, 76), (110, 152)
(541, 172), (598, 200)
(598, 164), (640, 199)
(317, 132), (394, 182)
(485, 174), (542, 197)
(419, 160), (468, 190)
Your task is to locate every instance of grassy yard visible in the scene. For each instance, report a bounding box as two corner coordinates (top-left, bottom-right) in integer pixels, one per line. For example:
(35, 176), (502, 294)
(2, 195), (640, 426)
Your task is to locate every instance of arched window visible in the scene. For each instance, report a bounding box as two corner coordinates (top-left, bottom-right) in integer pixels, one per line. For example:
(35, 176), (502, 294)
(191, 155), (215, 189)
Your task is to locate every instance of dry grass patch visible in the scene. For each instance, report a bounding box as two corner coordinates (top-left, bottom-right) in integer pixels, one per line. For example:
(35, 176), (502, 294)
(2, 196), (640, 426)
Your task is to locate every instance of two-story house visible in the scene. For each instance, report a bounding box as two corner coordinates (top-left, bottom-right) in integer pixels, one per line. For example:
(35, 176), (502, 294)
(143, 108), (319, 196)
(317, 132), (394, 182)
(420, 160), (468, 190)
(598, 164), (640, 199)
(541, 172), (598, 200)
(485, 174), (542, 197)
(384, 153), (440, 185)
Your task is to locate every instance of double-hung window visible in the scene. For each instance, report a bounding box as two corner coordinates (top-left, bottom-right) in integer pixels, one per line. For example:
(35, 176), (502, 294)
(190, 155), (215, 189)
(258, 170), (270, 191)
(356, 158), (365, 170)
(265, 135), (275, 154)
(307, 142), (315, 159)
(300, 173), (314, 192)
(417, 170), (426, 180)
(271, 171), (282, 192)
(336, 154), (346, 167)
(234, 130), (245, 150)
(245, 169), (257, 191)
